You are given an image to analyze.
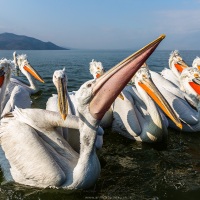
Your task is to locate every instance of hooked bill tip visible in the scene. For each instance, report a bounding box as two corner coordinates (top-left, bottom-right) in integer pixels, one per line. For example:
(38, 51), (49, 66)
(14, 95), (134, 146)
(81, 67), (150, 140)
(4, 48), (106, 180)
(61, 113), (67, 120)
(160, 34), (166, 39)
(177, 123), (182, 130)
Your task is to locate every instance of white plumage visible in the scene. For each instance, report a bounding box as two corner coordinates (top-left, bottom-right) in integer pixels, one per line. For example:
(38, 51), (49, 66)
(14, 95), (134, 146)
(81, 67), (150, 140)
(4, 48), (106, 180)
(150, 68), (200, 132)
(161, 50), (189, 88)
(112, 65), (181, 142)
(46, 68), (104, 152)
(0, 58), (31, 118)
(89, 59), (105, 79)
(11, 52), (45, 94)
(192, 56), (200, 70)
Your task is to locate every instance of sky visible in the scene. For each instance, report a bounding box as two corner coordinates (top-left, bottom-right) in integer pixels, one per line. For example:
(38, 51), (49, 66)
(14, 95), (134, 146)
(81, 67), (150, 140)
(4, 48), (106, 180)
(0, 0), (200, 50)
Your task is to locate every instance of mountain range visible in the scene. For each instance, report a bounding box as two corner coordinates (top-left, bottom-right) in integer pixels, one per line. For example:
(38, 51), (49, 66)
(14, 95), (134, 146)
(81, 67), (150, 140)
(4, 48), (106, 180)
(0, 33), (69, 50)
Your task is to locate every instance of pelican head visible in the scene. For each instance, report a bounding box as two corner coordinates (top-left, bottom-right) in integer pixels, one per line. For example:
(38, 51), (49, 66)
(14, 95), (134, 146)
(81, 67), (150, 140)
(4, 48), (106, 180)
(53, 68), (68, 120)
(180, 67), (200, 97)
(12, 51), (20, 76)
(76, 34), (166, 121)
(130, 62), (149, 83)
(0, 59), (13, 117)
(135, 64), (182, 129)
(0, 59), (13, 88)
(89, 59), (105, 79)
(16, 54), (45, 83)
(192, 57), (200, 71)
(169, 50), (189, 75)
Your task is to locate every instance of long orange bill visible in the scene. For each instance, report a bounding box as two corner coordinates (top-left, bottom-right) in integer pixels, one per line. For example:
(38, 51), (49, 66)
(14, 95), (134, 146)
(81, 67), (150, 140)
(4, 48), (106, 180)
(24, 64), (45, 83)
(174, 60), (189, 73)
(90, 34), (166, 120)
(138, 78), (182, 129)
(189, 77), (200, 95)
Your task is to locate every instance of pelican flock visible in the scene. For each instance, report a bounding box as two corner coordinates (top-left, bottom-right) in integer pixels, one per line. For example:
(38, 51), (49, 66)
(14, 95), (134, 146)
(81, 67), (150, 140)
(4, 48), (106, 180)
(0, 34), (200, 190)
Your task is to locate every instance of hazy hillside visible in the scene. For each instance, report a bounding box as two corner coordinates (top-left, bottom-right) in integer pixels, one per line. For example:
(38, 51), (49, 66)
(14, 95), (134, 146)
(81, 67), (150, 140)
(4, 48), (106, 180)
(0, 33), (69, 50)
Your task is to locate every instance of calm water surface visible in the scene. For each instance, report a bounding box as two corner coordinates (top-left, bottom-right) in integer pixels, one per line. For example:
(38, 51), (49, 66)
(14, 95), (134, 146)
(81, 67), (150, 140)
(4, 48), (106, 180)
(0, 50), (200, 200)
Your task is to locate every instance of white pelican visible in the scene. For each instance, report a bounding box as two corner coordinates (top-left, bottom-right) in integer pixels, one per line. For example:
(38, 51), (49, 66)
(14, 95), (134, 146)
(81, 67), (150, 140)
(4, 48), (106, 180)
(161, 50), (189, 87)
(150, 67), (200, 132)
(0, 59), (31, 118)
(89, 59), (105, 79)
(112, 64), (182, 142)
(0, 34), (166, 188)
(0, 59), (12, 118)
(192, 56), (200, 70)
(10, 52), (45, 94)
(1, 53), (45, 115)
(179, 67), (200, 98)
(46, 68), (104, 152)
(12, 51), (20, 76)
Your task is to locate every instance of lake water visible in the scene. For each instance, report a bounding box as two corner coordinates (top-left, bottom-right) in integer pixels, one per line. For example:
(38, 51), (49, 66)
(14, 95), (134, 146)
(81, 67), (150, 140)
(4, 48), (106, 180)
(0, 49), (200, 200)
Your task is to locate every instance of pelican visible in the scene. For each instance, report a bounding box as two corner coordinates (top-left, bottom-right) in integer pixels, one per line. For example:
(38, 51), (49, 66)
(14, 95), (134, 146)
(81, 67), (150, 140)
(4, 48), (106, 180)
(12, 51), (20, 76)
(192, 56), (200, 70)
(112, 64), (182, 142)
(89, 59), (105, 79)
(1, 53), (45, 115)
(46, 68), (104, 152)
(161, 50), (189, 87)
(10, 52), (45, 94)
(0, 34), (165, 188)
(150, 67), (200, 132)
(179, 67), (200, 98)
(0, 58), (31, 118)
(0, 59), (12, 118)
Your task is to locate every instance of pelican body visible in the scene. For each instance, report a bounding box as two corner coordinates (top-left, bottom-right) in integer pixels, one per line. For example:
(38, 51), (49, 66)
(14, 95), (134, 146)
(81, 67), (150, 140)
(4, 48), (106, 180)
(112, 65), (182, 142)
(150, 68), (200, 132)
(46, 68), (104, 152)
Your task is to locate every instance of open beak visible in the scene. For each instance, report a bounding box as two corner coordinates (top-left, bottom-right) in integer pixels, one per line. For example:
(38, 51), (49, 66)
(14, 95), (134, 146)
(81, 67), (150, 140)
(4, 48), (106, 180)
(138, 77), (182, 129)
(0, 69), (5, 87)
(189, 77), (200, 95)
(174, 60), (189, 73)
(24, 64), (45, 83)
(95, 71), (124, 100)
(89, 34), (166, 120)
(57, 77), (68, 120)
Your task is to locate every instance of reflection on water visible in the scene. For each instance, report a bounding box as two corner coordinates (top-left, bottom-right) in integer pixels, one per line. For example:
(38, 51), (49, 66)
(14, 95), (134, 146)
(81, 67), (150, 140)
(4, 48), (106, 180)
(0, 50), (200, 199)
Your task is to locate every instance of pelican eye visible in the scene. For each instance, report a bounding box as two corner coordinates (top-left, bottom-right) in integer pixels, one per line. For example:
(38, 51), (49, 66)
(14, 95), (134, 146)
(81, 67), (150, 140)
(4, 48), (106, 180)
(142, 74), (147, 79)
(0, 69), (5, 76)
(87, 83), (92, 87)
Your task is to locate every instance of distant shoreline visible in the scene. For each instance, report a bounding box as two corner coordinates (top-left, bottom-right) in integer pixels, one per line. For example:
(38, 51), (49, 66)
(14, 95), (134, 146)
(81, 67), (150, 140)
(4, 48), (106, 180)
(0, 32), (70, 50)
